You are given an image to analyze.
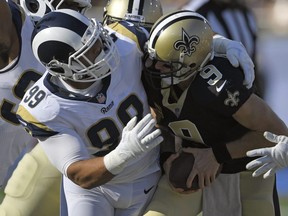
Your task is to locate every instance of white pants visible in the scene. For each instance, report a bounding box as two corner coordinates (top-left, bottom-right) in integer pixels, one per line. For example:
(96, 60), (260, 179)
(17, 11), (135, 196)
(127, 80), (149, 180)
(63, 170), (161, 216)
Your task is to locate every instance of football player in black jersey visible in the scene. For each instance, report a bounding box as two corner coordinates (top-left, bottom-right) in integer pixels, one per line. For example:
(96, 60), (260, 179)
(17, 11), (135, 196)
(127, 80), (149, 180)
(143, 10), (288, 216)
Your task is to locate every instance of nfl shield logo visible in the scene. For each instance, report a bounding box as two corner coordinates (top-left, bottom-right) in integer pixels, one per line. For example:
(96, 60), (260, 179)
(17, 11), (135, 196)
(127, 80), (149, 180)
(96, 93), (106, 103)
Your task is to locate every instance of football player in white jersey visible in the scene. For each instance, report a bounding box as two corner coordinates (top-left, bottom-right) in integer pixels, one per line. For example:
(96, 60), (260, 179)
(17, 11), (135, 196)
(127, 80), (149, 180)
(0, 1), (91, 216)
(0, 1), (60, 216)
(0, 0), (45, 195)
(16, 9), (163, 216)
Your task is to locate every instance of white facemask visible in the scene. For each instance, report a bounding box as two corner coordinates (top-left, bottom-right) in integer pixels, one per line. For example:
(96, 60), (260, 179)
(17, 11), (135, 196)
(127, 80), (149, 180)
(162, 67), (197, 86)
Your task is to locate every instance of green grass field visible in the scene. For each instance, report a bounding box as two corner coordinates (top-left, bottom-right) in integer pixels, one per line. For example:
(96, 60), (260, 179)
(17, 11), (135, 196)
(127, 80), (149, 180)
(280, 196), (288, 215)
(0, 189), (287, 214)
(0, 189), (4, 204)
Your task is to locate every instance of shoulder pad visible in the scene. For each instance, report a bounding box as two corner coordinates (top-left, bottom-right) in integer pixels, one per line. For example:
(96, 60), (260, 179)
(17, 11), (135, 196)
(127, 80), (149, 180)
(17, 105), (58, 137)
(108, 20), (148, 52)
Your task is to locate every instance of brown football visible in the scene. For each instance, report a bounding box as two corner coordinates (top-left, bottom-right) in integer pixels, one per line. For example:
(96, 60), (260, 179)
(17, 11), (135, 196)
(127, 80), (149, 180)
(169, 151), (222, 191)
(169, 152), (199, 191)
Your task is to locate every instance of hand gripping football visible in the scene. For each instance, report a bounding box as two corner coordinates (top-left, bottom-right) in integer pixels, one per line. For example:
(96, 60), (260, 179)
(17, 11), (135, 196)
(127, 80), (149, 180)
(169, 151), (222, 191)
(169, 152), (199, 190)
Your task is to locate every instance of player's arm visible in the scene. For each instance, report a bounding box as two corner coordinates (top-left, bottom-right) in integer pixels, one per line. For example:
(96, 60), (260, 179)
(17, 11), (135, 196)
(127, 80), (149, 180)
(17, 98), (115, 189)
(38, 130), (114, 189)
(40, 114), (163, 189)
(0, 0), (15, 68)
(0, 0), (11, 41)
(225, 94), (288, 159)
(213, 34), (255, 89)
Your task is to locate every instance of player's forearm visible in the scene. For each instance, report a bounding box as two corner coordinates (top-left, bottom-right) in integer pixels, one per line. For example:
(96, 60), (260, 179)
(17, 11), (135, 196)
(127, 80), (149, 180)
(39, 132), (114, 189)
(67, 157), (115, 189)
(0, 0), (14, 68)
(228, 93), (288, 159)
(0, 0), (11, 32)
(225, 122), (288, 159)
(233, 94), (288, 135)
(226, 131), (275, 159)
(0, 1), (14, 45)
(214, 122), (288, 162)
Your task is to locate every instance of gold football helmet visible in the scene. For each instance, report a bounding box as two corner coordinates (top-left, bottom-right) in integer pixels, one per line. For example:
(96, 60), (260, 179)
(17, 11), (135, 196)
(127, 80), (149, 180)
(103, 0), (163, 31)
(145, 10), (214, 88)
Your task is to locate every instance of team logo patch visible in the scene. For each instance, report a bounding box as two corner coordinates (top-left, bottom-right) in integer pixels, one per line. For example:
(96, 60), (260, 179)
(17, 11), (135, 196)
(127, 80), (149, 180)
(101, 101), (114, 114)
(174, 28), (200, 56)
(224, 90), (240, 107)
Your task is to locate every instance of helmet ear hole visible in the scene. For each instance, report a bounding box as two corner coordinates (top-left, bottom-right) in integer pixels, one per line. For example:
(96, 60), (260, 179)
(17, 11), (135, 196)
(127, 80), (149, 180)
(27, 0), (39, 13)
(49, 66), (65, 74)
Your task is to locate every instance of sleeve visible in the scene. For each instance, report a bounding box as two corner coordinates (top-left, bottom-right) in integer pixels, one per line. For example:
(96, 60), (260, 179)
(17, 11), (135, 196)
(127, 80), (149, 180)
(200, 58), (254, 117)
(16, 86), (68, 138)
(39, 130), (91, 177)
(17, 104), (59, 137)
(108, 20), (148, 52)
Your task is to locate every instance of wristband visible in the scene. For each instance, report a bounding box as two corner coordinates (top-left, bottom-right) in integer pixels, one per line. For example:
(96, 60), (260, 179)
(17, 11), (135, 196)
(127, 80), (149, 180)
(103, 150), (127, 175)
(212, 143), (232, 163)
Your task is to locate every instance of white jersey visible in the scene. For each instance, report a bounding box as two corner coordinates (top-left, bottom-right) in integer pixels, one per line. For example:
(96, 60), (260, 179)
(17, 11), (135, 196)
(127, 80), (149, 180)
(0, 2), (45, 186)
(17, 28), (160, 184)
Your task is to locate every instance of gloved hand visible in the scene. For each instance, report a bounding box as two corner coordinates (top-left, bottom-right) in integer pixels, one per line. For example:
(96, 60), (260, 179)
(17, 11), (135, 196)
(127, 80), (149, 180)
(246, 131), (288, 178)
(213, 34), (255, 89)
(104, 113), (163, 174)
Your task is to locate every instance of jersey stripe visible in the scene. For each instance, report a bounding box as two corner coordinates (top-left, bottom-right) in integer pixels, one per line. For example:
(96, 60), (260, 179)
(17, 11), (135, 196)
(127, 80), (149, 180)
(17, 105), (58, 137)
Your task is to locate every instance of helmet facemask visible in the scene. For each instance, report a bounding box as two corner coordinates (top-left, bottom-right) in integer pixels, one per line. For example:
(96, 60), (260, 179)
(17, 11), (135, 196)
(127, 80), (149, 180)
(144, 56), (193, 89)
(47, 19), (120, 83)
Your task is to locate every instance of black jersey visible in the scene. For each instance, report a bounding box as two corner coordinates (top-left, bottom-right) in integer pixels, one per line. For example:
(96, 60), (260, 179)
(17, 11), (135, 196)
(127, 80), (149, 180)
(146, 56), (255, 173)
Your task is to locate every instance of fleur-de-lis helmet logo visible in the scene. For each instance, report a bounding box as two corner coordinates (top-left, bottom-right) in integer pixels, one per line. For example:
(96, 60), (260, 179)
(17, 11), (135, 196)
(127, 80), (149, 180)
(174, 28), (200, 56)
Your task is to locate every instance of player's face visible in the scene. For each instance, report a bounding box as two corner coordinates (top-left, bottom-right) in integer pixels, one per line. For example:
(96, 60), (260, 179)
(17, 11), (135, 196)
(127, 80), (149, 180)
(67, 39), (106, 88)
(145, 58), (175, 73)
(78, 39), (103, 67)
(144, 56), (197, 88)
(154, 61), (173, 73)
